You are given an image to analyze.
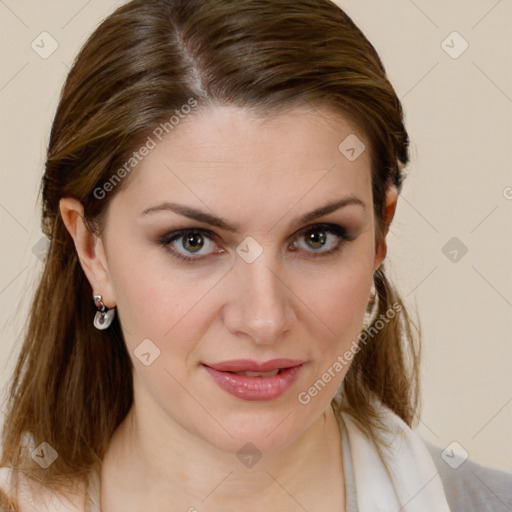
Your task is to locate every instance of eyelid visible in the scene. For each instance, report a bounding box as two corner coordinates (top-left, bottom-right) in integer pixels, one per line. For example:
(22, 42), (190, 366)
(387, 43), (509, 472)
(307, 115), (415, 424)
(288, 222), (351, 243)
(158, 223), (353, 262)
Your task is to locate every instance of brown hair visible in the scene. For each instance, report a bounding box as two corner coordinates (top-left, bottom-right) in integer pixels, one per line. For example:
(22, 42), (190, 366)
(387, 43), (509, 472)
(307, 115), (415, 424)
(0, 0), (419, 503)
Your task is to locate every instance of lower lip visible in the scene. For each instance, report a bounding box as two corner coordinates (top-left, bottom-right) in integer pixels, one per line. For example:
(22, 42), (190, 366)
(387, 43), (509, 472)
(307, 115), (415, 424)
(202, 364), (304, 401)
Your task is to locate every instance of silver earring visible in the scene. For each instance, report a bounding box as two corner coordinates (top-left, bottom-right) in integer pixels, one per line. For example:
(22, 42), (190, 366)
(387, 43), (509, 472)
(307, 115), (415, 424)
(93, 294), (116, 330)
(362, 279), (378, 331)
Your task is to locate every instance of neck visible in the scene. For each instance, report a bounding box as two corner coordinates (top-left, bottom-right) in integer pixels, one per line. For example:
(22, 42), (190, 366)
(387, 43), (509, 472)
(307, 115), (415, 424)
(101, 388), (345, 511)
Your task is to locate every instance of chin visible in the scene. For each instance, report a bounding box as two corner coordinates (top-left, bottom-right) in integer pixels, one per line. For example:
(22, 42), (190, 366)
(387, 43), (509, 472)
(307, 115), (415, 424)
(193, 406), (318, 457)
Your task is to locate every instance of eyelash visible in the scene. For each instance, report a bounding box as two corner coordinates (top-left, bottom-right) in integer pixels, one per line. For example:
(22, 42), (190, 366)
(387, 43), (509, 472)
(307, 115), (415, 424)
(157, 223), (353, 263)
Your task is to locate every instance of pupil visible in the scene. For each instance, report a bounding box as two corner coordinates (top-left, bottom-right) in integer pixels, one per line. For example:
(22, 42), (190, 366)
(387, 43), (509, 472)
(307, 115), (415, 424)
(306, 230), (326, 249)
(183, 233), (203, 252)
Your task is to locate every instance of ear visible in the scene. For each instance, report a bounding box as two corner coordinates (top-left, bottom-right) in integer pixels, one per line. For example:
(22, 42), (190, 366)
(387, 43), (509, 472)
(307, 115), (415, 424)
(59, 198), (116, 308)
(373, 185), (398, 272)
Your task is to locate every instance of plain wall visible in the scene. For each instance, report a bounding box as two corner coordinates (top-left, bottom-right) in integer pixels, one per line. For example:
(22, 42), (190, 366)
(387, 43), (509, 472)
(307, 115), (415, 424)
(0, 0), (511, 473)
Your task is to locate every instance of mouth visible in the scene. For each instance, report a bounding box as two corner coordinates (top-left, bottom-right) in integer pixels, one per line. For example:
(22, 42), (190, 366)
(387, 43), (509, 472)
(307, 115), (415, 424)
(201, 360), (305, 401)
(225, 369), (282, 377)
(203, 358), (305, 373)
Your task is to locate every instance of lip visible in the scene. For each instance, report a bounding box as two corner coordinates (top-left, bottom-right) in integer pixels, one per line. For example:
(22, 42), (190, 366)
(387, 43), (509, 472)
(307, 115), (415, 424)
(202, 359), (305, 401)
(205, 358), (304, 372)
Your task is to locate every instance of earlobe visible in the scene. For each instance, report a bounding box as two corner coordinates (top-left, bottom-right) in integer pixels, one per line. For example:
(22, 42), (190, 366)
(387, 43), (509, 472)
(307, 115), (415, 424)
(59, 198), (116, 308)
(374, 239), (387, 272)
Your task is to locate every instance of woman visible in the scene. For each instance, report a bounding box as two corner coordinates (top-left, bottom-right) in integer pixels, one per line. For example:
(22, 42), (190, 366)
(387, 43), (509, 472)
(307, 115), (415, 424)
(1, 0), (511, 510)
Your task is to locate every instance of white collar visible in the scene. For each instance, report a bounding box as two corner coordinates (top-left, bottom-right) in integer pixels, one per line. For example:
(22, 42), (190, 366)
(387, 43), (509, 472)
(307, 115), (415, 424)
(338, 398), (451, 512)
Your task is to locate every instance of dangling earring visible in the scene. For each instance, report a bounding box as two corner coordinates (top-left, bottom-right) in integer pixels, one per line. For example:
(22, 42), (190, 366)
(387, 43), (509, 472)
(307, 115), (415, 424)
(93, 294), (116, 330)
(362, 278), (378, 331)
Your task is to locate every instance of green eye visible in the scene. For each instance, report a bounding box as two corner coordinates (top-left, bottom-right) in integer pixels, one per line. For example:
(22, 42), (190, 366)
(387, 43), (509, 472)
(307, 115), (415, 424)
(304, 228), (328, 250)
(158, 223), (351, 263)
(291, 224), (351, 257)
(181, 232), (205, 253)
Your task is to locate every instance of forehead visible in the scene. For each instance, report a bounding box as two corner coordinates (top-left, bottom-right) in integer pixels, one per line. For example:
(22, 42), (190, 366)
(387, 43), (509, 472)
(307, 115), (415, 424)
(112, 105), (372, 221)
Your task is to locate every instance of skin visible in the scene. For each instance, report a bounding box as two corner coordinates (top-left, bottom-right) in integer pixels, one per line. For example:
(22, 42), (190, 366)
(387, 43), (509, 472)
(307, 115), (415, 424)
(60, 105), (397, 511)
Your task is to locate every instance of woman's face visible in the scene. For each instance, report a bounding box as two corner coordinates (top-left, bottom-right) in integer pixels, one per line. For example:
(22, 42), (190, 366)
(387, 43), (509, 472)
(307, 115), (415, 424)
(98, 105), (390, 454)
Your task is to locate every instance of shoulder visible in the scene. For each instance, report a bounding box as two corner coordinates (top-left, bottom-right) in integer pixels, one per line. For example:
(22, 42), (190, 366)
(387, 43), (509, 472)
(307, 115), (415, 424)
(0, 467), (86, 512)
(424, 440), (512, 512)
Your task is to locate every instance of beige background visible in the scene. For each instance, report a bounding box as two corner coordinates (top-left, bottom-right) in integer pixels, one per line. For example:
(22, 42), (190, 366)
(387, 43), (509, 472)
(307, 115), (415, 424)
(0, 0), (511, 473)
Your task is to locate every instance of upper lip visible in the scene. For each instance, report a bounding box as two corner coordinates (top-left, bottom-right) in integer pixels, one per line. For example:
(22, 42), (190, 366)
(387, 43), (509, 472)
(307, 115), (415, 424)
(204, 359), (305, 372)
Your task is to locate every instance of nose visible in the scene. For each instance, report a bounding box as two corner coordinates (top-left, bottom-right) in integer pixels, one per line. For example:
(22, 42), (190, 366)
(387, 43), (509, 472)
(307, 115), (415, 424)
(221, 252), (296, 345)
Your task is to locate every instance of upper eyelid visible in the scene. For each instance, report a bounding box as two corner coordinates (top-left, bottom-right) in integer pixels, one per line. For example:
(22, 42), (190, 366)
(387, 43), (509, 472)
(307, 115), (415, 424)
(162, 222), (349, 248)
(166, 222), (346, 239)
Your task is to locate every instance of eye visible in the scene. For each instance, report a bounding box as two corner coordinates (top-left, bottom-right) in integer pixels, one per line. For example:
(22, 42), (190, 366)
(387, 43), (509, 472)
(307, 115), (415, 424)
(290, 223), (352, 258)
(158, 229), (221, 262)
(157, 223), (352, 263)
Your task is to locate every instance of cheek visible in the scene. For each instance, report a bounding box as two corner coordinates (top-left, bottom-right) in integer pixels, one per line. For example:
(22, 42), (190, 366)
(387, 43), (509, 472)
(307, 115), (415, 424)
(316, 264), (369, 310)
(306, 267), (371, 360)
(291, 254), (376, 402)
(302, 248), (374, 330)
(107, 241), (221, 362)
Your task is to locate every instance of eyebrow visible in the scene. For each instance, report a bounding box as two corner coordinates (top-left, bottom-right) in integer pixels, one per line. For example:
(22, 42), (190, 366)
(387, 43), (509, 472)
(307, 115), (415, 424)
(141, 196), (366, 233)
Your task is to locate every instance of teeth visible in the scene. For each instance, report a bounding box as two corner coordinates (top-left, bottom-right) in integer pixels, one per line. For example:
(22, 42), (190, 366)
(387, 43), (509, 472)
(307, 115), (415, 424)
(234, 369), (280, 377)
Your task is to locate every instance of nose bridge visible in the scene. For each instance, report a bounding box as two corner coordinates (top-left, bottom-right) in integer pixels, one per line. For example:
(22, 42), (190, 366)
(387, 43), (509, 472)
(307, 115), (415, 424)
(225, 250), (295, 343)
